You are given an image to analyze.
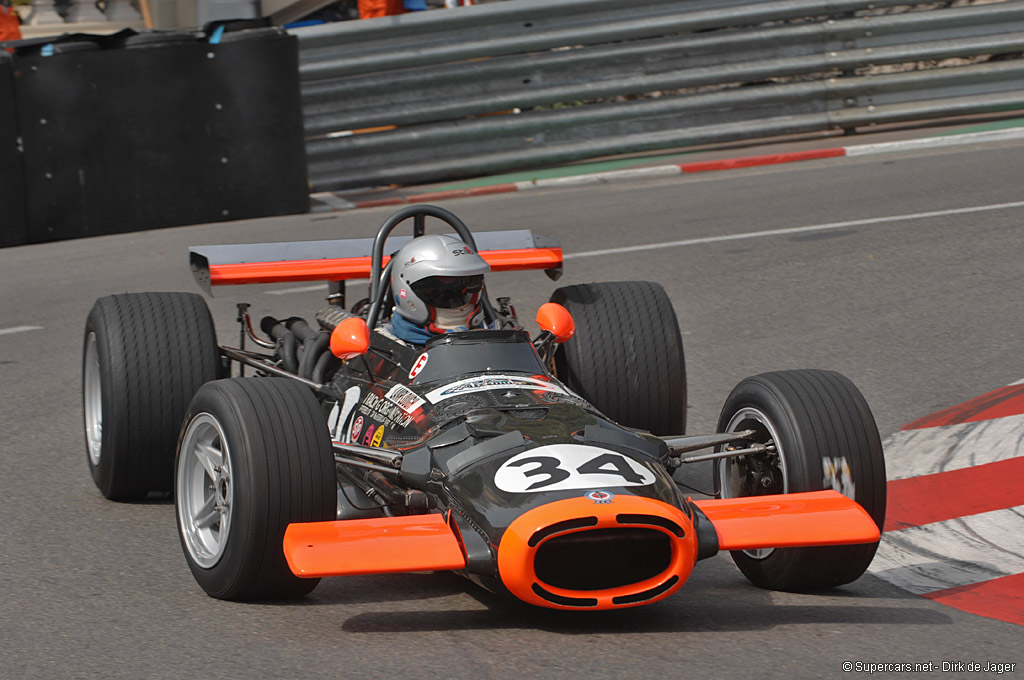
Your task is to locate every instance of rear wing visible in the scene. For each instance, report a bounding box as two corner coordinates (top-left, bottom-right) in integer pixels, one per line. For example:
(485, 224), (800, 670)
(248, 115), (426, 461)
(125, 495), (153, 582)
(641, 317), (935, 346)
(189, 230), (563, 295)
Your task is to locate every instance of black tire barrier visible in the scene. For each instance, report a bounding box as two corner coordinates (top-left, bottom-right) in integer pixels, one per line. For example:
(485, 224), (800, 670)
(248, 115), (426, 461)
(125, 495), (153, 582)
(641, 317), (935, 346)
(0, 52), (28, 247)
(1, 25), (308, 247)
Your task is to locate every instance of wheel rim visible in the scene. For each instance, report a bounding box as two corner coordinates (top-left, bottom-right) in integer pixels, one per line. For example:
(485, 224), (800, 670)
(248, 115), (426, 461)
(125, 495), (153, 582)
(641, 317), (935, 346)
(717, 407), (789, 560)
(84, 332), (103, 467)
(177, 413), (233, 569)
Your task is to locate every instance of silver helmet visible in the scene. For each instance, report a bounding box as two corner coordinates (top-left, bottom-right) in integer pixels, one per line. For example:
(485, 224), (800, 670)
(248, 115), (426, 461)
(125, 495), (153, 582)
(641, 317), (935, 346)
(391, 234), (491, 326)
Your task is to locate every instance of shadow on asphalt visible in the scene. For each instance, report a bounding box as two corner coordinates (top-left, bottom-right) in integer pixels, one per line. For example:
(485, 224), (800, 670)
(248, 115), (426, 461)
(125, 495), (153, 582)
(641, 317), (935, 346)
(337, 599), (951, 635)
(288, 567), (954, 633)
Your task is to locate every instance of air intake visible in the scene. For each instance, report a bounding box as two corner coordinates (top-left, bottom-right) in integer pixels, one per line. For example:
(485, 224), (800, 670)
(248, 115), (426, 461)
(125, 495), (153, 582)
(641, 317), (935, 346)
(497, 494), (698, 610)
(534, 528), (672, 590)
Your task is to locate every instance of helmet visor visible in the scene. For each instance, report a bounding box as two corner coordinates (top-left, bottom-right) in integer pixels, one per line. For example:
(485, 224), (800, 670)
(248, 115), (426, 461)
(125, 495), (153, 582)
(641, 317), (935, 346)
(411, 275), (484, 309)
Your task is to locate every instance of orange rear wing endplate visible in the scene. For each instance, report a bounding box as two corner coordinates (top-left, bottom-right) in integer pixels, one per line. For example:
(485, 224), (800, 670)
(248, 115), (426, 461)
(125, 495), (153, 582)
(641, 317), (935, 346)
(189, 229), (562, 295)
(693, 490), (880, 551)
(283, 514), (467, 578)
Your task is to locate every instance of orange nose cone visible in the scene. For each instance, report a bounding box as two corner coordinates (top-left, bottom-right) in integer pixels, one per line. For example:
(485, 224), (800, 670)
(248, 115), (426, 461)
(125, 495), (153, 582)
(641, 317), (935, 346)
(498, 495), (697, 610)
(330, 317), (371, 360)
(536, 303), (575, 343)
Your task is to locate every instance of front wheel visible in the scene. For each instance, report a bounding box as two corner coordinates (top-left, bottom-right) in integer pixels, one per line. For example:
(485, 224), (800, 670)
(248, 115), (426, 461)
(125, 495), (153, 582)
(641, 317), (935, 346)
(175, 378), (336, 600)
(714, 369), (885, 591)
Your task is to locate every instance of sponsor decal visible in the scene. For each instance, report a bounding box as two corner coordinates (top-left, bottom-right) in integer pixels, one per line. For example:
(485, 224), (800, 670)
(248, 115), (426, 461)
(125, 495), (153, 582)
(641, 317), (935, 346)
(371, 426), (385, 448)
(494, 444), (656, 493)
(327, 386), (361, 441)
(362, 424), (376, 446)
(585, 490), (615, 504)
(385, 383), (425, 414)
(822, 456), (855, 499)
(350, 416), (364, 442)
(425, 374), (569, 404)
(451, 247), (474, 256)
(358, 390), (415, 429)
(408, 352), (429, 381)
(399, 288), (407, 299)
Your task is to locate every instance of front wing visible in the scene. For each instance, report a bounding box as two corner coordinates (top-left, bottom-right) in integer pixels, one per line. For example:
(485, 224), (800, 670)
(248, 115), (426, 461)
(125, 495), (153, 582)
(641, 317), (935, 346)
(282, 490), (879, 607)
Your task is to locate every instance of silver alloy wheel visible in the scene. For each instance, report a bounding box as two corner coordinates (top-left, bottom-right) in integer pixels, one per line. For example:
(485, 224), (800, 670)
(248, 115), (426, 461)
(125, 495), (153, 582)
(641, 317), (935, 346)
(84, 332), (103, 466)
(717, 406), (789, 560)
(177, 413), (233, 569)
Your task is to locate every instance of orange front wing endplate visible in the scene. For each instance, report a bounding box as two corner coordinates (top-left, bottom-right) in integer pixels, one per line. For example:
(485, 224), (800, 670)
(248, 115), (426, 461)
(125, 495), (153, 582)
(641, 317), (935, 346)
(283, 514), (466, 578)
(693, 489), (881, 550)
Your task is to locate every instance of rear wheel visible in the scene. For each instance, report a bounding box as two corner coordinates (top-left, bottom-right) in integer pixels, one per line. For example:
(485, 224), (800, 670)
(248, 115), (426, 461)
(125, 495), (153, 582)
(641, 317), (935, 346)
(551, 281), (686, 435)
(175, 378), (336, 600)
(715, 369), (886, 591)
(83, 292), (221, 500)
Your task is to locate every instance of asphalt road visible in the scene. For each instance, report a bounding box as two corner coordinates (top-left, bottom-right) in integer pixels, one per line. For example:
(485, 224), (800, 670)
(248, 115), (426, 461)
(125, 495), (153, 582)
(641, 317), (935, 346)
(2, 139), (1022, 679)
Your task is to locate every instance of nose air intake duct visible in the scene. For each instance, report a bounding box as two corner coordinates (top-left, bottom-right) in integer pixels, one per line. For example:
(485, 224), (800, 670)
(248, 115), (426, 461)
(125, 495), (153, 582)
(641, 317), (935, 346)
(497, 496), (698, 610)
(534, 527), (673, 589)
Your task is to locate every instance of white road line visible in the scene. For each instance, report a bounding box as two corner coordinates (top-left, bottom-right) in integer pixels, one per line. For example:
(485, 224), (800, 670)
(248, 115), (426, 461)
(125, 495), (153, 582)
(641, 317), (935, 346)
(564, 200), (1024, 259)
(0, 326), (43, 336)
(869, 505), (1024, 595)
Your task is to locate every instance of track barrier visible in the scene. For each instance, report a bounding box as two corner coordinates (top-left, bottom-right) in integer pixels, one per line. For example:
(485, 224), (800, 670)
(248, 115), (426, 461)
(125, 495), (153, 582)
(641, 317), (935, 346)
(2, 0), (1023, 245)
(1, 22), (308, 246)
(292, 0), (1024, 192)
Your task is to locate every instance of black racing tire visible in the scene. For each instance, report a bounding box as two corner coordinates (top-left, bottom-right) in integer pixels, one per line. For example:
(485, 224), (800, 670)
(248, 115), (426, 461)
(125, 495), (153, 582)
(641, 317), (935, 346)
(83, 292), (222, 501)
(550, 281), (686, 435)
(714, 369), (886, 591)
(175, 378), (337, 600)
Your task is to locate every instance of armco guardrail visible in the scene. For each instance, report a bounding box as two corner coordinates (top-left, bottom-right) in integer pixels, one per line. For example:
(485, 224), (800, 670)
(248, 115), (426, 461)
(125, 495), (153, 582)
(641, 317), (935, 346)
(292, 0), (1024, 192)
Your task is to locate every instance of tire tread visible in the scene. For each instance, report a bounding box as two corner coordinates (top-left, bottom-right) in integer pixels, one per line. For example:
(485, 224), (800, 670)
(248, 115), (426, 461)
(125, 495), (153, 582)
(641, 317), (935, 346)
(552, 281), (686, 434)
(178, 378), (335, 600)
(85, 292), (220, 500)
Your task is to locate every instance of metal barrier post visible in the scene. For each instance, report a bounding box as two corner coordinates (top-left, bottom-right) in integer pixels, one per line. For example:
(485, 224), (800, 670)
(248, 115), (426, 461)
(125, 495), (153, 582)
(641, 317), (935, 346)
(101, 0), (143, 21)
(27, 0), (66, 24)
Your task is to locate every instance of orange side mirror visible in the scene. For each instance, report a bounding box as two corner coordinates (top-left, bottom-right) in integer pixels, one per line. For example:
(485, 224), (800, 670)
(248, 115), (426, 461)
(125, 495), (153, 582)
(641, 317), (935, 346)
(330, 317), (370, 360)
(536, 303), (575, 343)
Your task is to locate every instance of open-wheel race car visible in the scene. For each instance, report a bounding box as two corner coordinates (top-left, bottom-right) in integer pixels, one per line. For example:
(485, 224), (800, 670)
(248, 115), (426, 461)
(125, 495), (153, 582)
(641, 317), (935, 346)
(82, 205), (886, 610)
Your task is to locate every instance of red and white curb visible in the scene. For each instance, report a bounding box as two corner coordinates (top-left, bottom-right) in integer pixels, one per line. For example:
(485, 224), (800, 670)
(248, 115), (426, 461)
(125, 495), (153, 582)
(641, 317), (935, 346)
(869, 381), (1024, 626)
(311, 127), (1024, 212)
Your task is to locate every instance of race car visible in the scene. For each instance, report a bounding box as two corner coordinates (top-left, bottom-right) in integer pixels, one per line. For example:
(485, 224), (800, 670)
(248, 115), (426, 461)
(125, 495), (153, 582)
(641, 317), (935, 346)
(82, 205), (885, 610)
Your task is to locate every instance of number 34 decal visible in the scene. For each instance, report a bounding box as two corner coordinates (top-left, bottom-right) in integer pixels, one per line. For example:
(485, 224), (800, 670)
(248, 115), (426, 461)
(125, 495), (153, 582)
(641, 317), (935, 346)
(494, 444), (657, 493)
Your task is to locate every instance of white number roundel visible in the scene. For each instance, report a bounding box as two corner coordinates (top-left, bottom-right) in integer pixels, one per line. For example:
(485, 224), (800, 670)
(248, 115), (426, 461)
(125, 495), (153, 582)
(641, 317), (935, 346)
(494, 444), (657, 493)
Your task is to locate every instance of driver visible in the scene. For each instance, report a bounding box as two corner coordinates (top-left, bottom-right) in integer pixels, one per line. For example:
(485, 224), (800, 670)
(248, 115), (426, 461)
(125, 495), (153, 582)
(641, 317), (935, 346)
(388, 233), (491, 344)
